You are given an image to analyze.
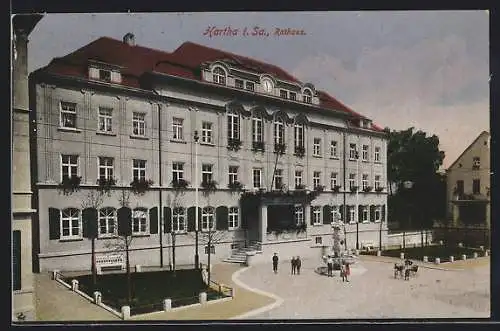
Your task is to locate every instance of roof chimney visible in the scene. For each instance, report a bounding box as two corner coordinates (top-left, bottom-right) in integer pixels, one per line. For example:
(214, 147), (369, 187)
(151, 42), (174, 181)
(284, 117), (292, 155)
(123, 33), (135, 46)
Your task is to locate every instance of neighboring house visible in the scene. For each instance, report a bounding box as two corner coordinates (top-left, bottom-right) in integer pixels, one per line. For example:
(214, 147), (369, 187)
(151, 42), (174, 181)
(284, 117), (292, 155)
(29, 33), (389, 272)
(446, 131), (490, 228)
(12, 14), (43, 322)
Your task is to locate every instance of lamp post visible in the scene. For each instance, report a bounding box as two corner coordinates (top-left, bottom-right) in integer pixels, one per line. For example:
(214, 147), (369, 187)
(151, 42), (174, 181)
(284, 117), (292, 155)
(355, 148), (360, 251)
(194, 130), (200, 269)
(403, 180), (414, 252)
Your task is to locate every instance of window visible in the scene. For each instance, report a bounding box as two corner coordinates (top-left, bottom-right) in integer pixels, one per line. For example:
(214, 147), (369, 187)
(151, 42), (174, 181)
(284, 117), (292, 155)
(252, 115), (263, 142)
(204, 245), (215, 254)
(132, 159), (146, 181)
(274, 117), (285, 145)
(98, 157), (114, 180)
(294, 124), (304, 148)
(98, 107), (113, 132)
(227, 111), (240, 140)
(132, 112), (146, 136)
(213, 67), (226, 85)
(201, 122), (213, 144)
(172, 207), (186, 232)
(313, 171), (321, 189)
(330, 172), (338, 189)
(312, 206), (322, 225)
(374, 146), (381, 162)
(202, 164), (213, 184)
(456, 180), (464, 195)
(349, 144), (358, 160)
(60, 101), (77, 129)
(330, 141), (338, 158)
(374, 175), (381, 189)
(374, 206), (381, 222)
(473, 179), (481, 194)
(295, 170), (303, 188)
(294, 205), (304, 225)
(289, 92), (296, 101)
(61, 155), (79, 180)
(362, 206), (369, 222)
(303, 89), (312, 103)
(274, 169), (283, 190)
(362, 174), (369, 190)
(315, 237), (322, 245)
(349, 173), (356, 190)
(99, 207), (117, 237)
(245, 81), (255, 91)
(331, 205), (340, 222)
(362, 145), (369, 161)
(61, 208), (81, 239)
(349, 206), (356, 223)
(235, 79), (244, 89)
(132, 208), (148, 235)
(280, 89), (288, 99)
(313, 138), (321, 156)
(99, 69), (111, 82)
(253, 168), (262, 188)
(172, 118), (184, 140)
(228, 207), (239, 229)
(229, 166), (238, 185)
(473, 157), (480, 169)
(172, 162), (184, 182)
(201, 207), (215, 231)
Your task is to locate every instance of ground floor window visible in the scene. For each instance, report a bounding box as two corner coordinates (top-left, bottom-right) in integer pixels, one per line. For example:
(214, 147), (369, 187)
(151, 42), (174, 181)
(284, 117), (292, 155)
(201, 207), (215, 231)
(294, 205), (304, 225)
(173, 207), (186, 232)
(132, 208), (148, 235)
(331, 205), (340, 222)
(315, 236), (322, 245)
(349, 206), (356, 223)
(228, 207), (239, 229)
(312, 206), (322, 225)
(204, 245), (215, 254)
(61, 208), (82, 239)
(99, 207), (117, 237)
(362, 206), (369, 223)
(374, 206), (381, 222)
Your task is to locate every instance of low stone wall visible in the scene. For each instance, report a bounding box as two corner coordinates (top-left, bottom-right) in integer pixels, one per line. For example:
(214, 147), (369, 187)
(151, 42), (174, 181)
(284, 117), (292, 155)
(386, 231), (433, 248)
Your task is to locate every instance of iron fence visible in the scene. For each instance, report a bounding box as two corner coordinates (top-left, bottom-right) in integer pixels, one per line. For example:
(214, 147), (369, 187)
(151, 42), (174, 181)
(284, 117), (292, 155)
(432, 226), (490, 248)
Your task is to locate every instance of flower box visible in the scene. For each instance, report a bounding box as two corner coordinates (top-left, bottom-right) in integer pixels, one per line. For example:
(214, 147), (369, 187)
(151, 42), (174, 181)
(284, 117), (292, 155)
(130, 178), (154, 195)
(171, 179), (189, 190)
(350, 186), (359, 194)
(59, 176), (82, 195)
(363, 186), (373, 192)
(252, 141), (265, 152)
(97, 177), (116, 193)
(332, 185), (342, 192)
(375, 187), (384, 193)
(201, 180), (218, 192)
(274, 143), (286, 155)
(227, 138), (242, 152)
(228, 181), (244, 191)
(294, 145), (305, 158)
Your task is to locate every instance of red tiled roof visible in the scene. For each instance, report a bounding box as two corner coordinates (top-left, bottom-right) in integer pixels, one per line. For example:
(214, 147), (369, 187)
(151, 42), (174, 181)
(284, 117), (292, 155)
(34, 36), (384, 131)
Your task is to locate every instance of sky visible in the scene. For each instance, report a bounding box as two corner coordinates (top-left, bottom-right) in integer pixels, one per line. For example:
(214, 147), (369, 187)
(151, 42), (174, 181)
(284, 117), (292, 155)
(26, 11), (490, 169)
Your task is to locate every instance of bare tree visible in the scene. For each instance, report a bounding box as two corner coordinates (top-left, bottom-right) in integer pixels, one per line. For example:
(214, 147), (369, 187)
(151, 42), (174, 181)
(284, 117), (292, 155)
(189, 228), (226, 284)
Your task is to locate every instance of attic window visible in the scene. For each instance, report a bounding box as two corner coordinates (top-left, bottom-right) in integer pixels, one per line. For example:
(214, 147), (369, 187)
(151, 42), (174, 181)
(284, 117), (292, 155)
(303, 89), (312, 103)
(213, 67), (226, 85)
(99, 69), (111, 82)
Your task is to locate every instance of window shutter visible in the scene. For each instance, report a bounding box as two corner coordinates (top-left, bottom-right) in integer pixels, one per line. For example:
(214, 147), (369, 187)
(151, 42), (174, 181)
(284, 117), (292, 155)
(347, 206), (352, 223)
(382, 205), (386, 223)
(82, 208), (98, 239)
(13, 230), (21, 291)
(117, 207), (132, 236)
(358, 205), (363, 222)
(164, 207), (172, 233)
(370, 205), (375, 222)
(310, 206), (314, 225)
(49, 207), (61, 240)
(339, 205), (344, 223)
(323, 205), (332, 224)
(149, 207), (158, 234)
(187, 207), (196, 232)
(216, 206), (228, 230)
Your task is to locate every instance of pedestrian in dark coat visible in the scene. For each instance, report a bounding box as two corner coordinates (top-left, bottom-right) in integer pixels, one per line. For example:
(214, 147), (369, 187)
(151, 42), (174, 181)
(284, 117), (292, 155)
(272, 253), (279, 274)
(345, 262), (351, 282)
(291, 257), (296, 274)
(296, 256), (302, 275)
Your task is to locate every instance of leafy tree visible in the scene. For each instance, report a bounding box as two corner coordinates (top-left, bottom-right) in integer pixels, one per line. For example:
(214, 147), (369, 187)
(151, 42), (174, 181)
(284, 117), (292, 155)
(385, 127), (446, 233)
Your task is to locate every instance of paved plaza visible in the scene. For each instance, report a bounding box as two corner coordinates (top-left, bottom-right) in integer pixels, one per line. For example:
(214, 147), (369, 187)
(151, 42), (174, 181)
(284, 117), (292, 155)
(236, 256), (490, 319)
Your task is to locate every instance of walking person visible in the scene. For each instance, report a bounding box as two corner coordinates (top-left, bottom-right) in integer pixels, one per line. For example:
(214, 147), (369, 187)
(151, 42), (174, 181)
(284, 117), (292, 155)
(296, 256), (302, 275)
(345, 262), (351, 282)
(340, 263), (346, 282)
(291, 256), (296, 275)
(272, 253), (279, 274)
(327, 256), (333, 277)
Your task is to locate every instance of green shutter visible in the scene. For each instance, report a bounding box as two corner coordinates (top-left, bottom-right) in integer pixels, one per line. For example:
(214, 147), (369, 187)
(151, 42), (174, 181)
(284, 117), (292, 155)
(149, 207), (158, 234)
(13, 230), (21, 290)
(370, 205), (375, 222)
(358, 205), (363, 222)
(117, 207), (132, 236)
(339, 205), (344, 223)
(323, 205), (332, 224)
(310, 206), (314, 225)
(187, 207), (196, 232)
(49, 208), (60, 240)
(164, 207), (172, 233)
(216, 206), (229, 230)
(382, 205), (386, 223)
(347, 206), (352, 223)
(82, 208), (98, 238)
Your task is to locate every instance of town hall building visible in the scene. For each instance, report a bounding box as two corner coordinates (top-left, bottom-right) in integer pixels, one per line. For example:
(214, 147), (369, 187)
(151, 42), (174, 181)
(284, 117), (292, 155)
(29, 33), (388, 272)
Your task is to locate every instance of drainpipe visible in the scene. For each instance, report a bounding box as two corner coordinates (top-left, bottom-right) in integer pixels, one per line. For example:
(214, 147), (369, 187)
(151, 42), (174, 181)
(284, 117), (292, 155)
(158, 102), (164, 268)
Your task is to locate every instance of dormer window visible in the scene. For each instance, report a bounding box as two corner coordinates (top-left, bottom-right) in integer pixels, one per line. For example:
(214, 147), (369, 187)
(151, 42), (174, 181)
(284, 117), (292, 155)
(280, 89), (288, 99)
(99, 69), (111, 82)
(235, 79), (244, 89)
(213, 67), (226, 85)
(289, 92), (296, 101)
(245, 81), (255, 92)
(303, 89), (312, 103)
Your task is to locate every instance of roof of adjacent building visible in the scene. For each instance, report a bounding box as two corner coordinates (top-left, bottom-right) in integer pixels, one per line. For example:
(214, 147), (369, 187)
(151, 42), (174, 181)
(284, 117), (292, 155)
(447, 130), (490, 171)
(33, 35), (384, 132)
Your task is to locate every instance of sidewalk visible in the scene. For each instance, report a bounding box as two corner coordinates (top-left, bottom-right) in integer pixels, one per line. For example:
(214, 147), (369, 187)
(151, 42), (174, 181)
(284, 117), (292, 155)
(359, 254), (490, 271)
